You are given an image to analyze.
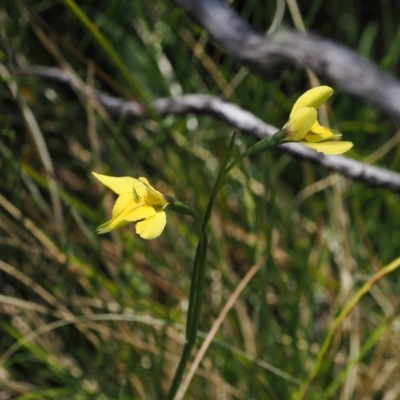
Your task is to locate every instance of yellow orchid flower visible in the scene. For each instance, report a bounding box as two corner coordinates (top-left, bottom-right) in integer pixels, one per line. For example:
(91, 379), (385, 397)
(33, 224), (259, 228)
(92, 172), (169, 239)
(283, 86), (353, 155)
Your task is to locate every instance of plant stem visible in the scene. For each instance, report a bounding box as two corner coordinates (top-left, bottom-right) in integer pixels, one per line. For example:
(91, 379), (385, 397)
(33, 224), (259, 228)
(166, 133), (237, 400)
(224, 130), (284, 176)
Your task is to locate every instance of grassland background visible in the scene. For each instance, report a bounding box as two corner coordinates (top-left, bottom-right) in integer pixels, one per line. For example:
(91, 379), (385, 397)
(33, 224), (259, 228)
(1, 0), (400, 399)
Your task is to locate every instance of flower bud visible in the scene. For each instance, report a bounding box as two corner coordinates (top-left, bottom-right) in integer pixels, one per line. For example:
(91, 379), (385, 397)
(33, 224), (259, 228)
(290, 86), (333, 116)
(284, 107), (317, 141)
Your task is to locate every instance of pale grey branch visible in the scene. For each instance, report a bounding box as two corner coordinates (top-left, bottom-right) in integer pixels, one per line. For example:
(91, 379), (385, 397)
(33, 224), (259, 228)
(173, 0), (400, 124)
(21, 66), (400, 192)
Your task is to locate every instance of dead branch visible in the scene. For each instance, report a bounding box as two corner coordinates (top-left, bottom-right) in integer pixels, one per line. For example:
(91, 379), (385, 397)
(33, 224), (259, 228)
(21, 66), (400, 191)
(173, 0), (400, 124)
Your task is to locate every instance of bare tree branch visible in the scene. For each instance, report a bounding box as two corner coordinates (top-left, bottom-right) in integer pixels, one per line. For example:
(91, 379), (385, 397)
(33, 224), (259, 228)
(21, 66), (400, 192)
(173, 0), (400, 124)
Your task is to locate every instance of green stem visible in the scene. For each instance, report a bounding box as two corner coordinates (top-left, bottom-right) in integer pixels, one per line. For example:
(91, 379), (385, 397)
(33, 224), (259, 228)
(166, 132), (237, 400)
(167, 200), (202, 339)
(166, 224), (203, 400)
(185, 229), (204, 338)
(167, 130), (286, 399)
(291, 256), (400, 400)
(201, 132), (237, 228)
(166, 341), (194, 400)
(224, 130), (284, 177)
(186, 230), (208, 340)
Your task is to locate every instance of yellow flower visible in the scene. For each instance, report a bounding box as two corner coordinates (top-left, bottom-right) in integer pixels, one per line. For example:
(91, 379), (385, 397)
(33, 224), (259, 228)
(283, 86), (353, 155)
(92, 172), (169, 239)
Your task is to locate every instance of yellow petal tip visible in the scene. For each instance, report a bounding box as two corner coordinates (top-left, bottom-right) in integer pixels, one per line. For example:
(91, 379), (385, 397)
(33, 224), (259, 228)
(302, 141), (353, 155)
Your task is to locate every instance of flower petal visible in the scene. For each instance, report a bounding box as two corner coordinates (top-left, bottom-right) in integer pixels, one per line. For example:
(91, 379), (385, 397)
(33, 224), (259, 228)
(301, 141), (354, 155)
(290, 86), (333, 116)
(302, 132), (326, 143)
(139, 177), (168, 208)
(123, 205), (156, 222)
(111, 204), (155, 228)
(97, 219), (130, 234)
(92, 172), (146, 196)
(135, 212), (167, 240)
(138, 177), (152, 188)
(310, 121), (336, 138)
(112, 192), (134, 219)
(96, 220), (111, 234)
(304, 122), (343, 142)
(285, 107), (317, 141)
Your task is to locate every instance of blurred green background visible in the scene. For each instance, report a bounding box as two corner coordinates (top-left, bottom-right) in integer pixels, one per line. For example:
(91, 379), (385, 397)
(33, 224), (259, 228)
(1, 0), (400, 399)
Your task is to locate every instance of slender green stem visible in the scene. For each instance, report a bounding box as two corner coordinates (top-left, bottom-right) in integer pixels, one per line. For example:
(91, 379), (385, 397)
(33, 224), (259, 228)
(166, 133), (237, 400)
(166, 342), (194, 400)
(167, 130), (287, 399)
(184, 130), (237, 339)
(186, 230), (208, 340)
(166, 199), (202, 339)
(224, 130), (284, 177)
(185, 230), (204, 338)
(292, 256), (400, 400)
(166, 221), (203, 400)
(201, 132), (237, 228)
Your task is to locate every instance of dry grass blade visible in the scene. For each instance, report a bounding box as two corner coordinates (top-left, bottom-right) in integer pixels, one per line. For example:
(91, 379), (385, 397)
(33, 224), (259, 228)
(293, 256), (400, 400)
(0, 259), (100, 348)
(176, 258), (264, 399)
(0, 313), (245, 399)
(180, 28), (233, 98)
(0, 63), (64, 232)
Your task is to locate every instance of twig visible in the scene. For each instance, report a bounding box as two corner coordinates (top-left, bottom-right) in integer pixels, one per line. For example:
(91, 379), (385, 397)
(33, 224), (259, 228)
(173, 0), (400, 124)
(20, 66), (400, 192)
